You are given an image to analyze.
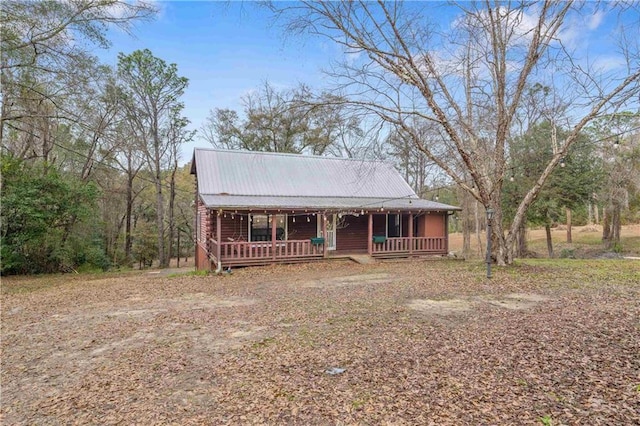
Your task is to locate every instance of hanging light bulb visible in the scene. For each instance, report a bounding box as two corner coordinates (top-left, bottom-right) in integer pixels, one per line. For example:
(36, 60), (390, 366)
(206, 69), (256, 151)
(435, 193), (440, 202)
(293, 216), (296, 223)
(307, 215), (310, 223)
(614, 137), (620, 148)
(360, 210), (364, 215)
(560, 157), (566, 168)
(509, 175), (515, 182)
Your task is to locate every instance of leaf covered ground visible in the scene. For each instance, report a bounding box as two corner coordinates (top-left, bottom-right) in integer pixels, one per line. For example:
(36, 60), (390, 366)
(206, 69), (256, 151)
(2, 259), (639, 425)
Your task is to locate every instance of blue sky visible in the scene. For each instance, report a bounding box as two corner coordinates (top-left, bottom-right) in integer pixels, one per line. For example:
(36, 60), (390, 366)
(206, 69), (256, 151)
(97, 2), (637, 163)
(101, 2), (334, 161)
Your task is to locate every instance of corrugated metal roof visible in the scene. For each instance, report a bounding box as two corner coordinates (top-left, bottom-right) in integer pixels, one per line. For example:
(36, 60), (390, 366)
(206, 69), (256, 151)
(192, 148), (416, 198)
(199, 194), (461, 211)
(192, 148), (461, 211)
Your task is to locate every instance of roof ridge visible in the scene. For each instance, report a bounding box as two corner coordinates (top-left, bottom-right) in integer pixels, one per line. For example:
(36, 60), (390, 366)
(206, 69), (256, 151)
(193, 147), (388, 164)
(201, 193), (421, 199)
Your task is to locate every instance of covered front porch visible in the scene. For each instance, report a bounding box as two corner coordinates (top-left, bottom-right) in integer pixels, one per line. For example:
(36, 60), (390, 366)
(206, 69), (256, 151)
(202, 209), (449, 268)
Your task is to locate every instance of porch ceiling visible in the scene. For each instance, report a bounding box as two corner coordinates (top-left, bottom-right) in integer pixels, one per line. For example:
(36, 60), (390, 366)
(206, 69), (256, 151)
(199, 194), (461, 212)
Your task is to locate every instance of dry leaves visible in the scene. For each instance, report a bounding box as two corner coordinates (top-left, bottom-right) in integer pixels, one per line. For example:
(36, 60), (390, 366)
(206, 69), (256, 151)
(2, 259), (639, 424)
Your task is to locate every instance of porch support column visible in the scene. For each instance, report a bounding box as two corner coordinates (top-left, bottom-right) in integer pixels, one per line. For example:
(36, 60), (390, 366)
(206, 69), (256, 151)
(408, 213), (414, 256)
(367, 212), (373, 255)
(322, 213), (328, 258)
(271, 212), (277, 260)
(216, 211), (222, 268)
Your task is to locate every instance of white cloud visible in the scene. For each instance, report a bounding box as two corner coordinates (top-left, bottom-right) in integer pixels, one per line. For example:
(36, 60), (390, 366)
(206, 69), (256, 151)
(591, 55), (626, 73)
(587, 10), (605, 30)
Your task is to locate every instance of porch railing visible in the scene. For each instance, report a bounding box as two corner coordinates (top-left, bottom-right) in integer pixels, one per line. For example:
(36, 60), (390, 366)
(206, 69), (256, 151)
(372, 237), (446, 254)
(213, 239), (324, 263)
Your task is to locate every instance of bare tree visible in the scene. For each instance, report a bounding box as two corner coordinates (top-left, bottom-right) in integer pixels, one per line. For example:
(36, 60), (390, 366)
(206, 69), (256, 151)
(201, 81), (367, 156)
(1, 0), (156, 154)
(270, 1), (640, 264)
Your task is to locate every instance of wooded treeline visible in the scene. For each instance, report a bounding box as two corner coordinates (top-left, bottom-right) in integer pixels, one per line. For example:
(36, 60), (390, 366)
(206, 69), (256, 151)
(1, 1), (195, 274)
(2, 1), (639, 275)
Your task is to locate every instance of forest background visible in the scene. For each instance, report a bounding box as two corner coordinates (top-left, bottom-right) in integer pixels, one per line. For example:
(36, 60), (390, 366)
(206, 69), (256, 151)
(1, 1), (638, 275)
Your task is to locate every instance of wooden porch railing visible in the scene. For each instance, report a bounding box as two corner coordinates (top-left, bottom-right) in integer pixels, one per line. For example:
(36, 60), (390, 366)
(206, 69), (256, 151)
(371, 237), (446, 254)
(213, 239), (324, 263)
(208, 238), (219, 263)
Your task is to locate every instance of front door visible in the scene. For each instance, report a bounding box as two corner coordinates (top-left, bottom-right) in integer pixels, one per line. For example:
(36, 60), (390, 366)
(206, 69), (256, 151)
(317, 214), (337, 250)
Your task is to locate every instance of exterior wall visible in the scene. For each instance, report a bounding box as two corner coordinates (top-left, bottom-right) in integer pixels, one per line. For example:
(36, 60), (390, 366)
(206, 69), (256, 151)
(220, 213), (249, 241)
(195, 197), (212, 270)
(213, 212), (320, 242)
(335, 214), (368, 253)
(402, 214), (410, 237)
(288, 214), (318, 240)
(424, 213), (446, 237)
(372, 214), (386, 236)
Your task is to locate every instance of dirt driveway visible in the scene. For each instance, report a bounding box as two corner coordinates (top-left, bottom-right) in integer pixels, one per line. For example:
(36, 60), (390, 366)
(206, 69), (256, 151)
(2, 259), (639, 424)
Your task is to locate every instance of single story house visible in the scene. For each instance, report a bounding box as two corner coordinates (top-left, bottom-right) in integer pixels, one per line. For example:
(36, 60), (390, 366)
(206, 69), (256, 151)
(190, 148), (461, 270)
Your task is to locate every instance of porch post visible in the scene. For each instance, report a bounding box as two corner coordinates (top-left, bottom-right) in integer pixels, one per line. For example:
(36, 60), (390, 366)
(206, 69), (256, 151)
(271, 212), (277, 260)
(408, 213), (414, 256)
(216, 211), (222, 268)
(367, 212), (373, 255)
(322, 213), (328, 258)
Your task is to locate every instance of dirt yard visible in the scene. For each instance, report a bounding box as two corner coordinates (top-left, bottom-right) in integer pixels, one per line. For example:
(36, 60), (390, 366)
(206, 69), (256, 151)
(2, 259), (639, 424)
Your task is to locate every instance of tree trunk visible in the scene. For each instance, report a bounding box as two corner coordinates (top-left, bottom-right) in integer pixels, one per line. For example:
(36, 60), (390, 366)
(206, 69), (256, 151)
(566, 207), (572, 243)
(176, 229), (181, 268)
(611, 203), (621, 247)
(545, 224), (554, 258)
(475, 200), (483, 258)
(459, 188), (472, 259)
(594, 204), (600, 224)
(587, 202), (593, 225)
(514, 221), (527, 258)
(125, 173), (134, 265)
(602, 206), (611, 247)
(168, 163), (177, 267)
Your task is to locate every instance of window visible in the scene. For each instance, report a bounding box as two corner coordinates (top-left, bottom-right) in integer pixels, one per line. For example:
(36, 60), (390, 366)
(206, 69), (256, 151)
(249, 214), (287, 241)
(387, 214), (401, 238)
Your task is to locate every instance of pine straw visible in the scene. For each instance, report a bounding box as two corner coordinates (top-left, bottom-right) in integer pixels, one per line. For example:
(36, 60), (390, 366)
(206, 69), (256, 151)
(2, 259), (639, 425)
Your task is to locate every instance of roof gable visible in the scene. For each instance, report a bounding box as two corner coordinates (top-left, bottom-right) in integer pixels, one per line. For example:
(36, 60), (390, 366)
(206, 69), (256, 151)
(192, 148), (418, 199)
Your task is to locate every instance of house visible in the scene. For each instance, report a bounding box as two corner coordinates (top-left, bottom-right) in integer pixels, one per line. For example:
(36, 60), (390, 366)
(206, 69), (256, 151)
(190, 148), (461, 270)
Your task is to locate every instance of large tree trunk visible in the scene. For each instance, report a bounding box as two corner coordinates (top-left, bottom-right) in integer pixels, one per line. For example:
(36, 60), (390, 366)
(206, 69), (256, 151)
(514, 221), (528, 258)
(475, 200), (483, 258)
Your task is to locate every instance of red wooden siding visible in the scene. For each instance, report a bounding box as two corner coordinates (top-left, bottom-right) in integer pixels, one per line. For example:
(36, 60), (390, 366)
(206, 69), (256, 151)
(335, 214), (368, 252)
(372, 214), (386, 236)
(288, 214), (318, 240)
(425, 213), (446, 237)
(196, 199), (210, 243)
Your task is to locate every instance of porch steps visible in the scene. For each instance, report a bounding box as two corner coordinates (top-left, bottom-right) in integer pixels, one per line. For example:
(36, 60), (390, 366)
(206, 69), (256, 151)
(347, 254), (377, 265)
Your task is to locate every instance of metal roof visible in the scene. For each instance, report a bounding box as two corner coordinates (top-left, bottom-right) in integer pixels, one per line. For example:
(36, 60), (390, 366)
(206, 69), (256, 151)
(192, 148), (460, 211)
(199, 195), (460, 211)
